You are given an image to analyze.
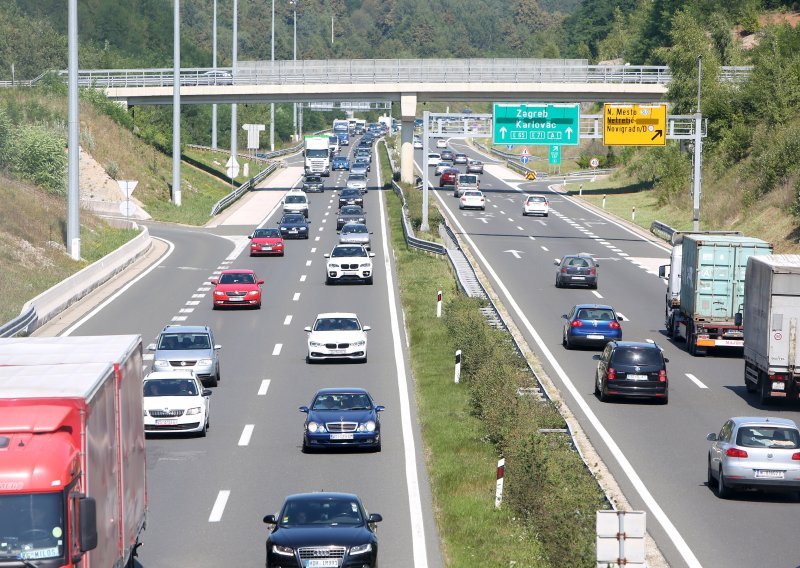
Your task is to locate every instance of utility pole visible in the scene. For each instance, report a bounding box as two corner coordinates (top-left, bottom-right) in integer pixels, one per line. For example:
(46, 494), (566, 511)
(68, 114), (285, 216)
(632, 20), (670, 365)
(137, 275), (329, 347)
(292, 0), (298, 141)
(231, 0), (238, 167)
(692, 55), (702, 231)
(211, 0), (218, 149)
(67, 0), (80, 259)
(172, 0), (182, 206)
(270, 0), (275, 151)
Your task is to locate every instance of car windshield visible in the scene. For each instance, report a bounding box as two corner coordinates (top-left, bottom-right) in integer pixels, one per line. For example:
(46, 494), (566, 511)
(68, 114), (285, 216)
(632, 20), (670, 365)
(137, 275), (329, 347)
(282, 214), (305, 223)
(736, 426), (800, 449)
(157, 333), (211, 350)
(304, 176), (321, 183)
(463, 191), (482, 197)
(341, 206), (363, 215)
(354, 160), (368, 166)
(314, 317), (361, 331)
(348, 175), (367, 182)
(331, 246), (367, 258)
(285, 195), (306, 204)
(576, 309), (615, 321)
(279, 498), (364, 527)
(611, 348), (662, 367)
(312, 392), (373, 411)
(459, 175), (478, 184)
(341, 189), (360, 197)
(219, 273), (255, 284)
(143, 379), (199, 397)
(342, 225), (368, 234)
(563, 257), (591, 268)
(528, 196), (546, 203)
(0, 493), (65, 561)
(253, 228), (280, 238)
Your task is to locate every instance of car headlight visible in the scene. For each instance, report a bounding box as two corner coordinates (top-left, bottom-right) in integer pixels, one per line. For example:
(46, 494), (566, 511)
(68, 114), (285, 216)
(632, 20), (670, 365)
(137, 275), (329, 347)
(248, 290), (259, 295)
(350, 543), (372, 555)
(272, 544), (294, 556)
(214, 290), (225, 296)
(358, 218), (365, 222)
(307, 422), (326, 433)
(300, 227), (307, 231)
(359, 263), (371, 268)
(197, 359), (212, 366)
(358, 421), (376, 433)
(338, 218), (344, 223)
(352, 340), (366, 347)
(309, 340), (323, 347)
(186, 407), (202, 415)
(153, 360), (170, 368)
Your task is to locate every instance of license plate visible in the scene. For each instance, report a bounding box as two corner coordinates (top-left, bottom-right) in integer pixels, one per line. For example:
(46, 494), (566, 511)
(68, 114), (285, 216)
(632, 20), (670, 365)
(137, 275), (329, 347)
(571, 276), (585, 280)
(330, 433), (354, 440)
(228, 297), (244, 302)
(329, 349), (346, 354)
(626, 374), (648, 381)
(306, 560), (339, 568)
(156, 419), (178, 425)
(773, 382), (786, 391)
(755, 470), (785, 479)
(586, 334), (604, 340)
(261, 246), (272, 251)
(289, 228), (298, 233)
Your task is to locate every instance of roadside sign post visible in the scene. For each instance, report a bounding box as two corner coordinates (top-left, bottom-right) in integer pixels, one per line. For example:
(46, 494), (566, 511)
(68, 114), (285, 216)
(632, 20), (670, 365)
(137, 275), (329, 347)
(596, 510), (646, 568)
(495, 458), (505, 508)
(117, 180), (138, 221)
(603, 104), (667, 146)
(226, 156), (240, 182)
(454, 350), (462, 384)
(493, 103), (580, 146)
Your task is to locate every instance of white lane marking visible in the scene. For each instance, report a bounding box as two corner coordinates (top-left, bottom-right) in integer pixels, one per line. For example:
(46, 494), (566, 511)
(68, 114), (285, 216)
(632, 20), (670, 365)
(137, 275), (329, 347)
(179, 308), (194, 313)
(617, 252), (629, 257)
(606, 244), (616, 248)
(192, 294), (205, 299)
(212, 270), (222, 275)
(315, 236), (320, 241)
(208, 491), (230, 523)
(300, 275), (307, 282)
(322, 218), (327, 223)
(327, 204), (332, 209)
(143, 353), (154, 361)
(258, 379), (271, 396)
(197, 287), (210, 292)
(508, 217), (514, 222)
(171, 316), (188, 322)
(311, 248), (317, 253)
(599, 241), (610, 245)
(492, 204), (498, 208)
(380, 153), (428, 567)
(432, 189), (702, 568)
(617, 312), (629, 321)
(541, 246), (549, 251)
(293, 293), (300, 301)
(305, 260), (312, 267)
(611, 248), (622, 252)
(324, 211), (330, 216)
(319, 227), (324, 232)
(272, 344), (283, 356)
(220, 260), (232, 264)
(499, 210), (506, 215)
(516, 226), (524, 231)
(186, 301), (200, 306)
(284, 315), (293, 325)
(591, 290), (603, 298)
(685, 373), (709, 389)
(529, 236), (536, 240)
(238, 425), (255, 446)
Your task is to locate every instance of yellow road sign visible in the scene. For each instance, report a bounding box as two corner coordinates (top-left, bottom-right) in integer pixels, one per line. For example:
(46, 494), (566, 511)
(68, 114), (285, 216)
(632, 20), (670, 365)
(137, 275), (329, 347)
(603, 104), (667, 146)
(525, 171), (537, 180)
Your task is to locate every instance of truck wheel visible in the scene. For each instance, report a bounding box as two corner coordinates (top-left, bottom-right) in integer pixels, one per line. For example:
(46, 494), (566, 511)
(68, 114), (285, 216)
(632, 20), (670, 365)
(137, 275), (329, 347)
(665, 311), (674, 338)
(759, 373), (773, 405)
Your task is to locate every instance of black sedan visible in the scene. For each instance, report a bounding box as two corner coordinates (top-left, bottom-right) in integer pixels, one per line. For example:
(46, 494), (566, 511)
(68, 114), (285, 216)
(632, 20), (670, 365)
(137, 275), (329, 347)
(593, 341), (669, 404)
(263, 492), (381, 568)
(302, 175), (324, 193)
(299, 388), (384, 452)
(338, 188), (363, 209)
(278, 213), (310, 239)
(337, 205), (367, 231)
(554, 253), (599, 289)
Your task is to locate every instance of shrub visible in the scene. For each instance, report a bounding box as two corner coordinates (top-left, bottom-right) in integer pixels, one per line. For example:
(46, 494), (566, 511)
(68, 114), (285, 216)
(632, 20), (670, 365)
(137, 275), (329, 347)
(7, 124), (67, 194)
(80, 88), (134, 130)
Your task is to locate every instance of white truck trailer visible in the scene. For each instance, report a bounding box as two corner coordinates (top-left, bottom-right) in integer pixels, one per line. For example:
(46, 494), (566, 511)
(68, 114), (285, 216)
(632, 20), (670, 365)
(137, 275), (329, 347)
(743, 255), (800, 403)
(303, 136), (331, 176)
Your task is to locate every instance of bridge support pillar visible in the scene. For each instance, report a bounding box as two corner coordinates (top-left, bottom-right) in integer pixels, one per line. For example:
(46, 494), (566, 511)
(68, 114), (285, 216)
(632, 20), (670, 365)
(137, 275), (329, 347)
(400, 93), (417, 184)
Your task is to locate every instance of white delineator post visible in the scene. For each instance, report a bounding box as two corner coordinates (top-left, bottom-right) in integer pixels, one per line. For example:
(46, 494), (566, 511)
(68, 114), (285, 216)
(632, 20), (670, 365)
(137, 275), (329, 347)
(454, 350), (462, 384)
(436, 290), (442, 318)
(495, 458), (505, 508)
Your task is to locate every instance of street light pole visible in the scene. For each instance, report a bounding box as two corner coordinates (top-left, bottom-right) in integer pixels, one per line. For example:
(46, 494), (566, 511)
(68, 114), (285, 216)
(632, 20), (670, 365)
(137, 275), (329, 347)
(172, 0), (182, 206)
(292, 0), (297, 140)
(270, 0), (275, 151)
(211, 0), (217, 149)
(692, 55), (703, 231)
(231, 0), (238, 167)
(67, 0), (80, 259)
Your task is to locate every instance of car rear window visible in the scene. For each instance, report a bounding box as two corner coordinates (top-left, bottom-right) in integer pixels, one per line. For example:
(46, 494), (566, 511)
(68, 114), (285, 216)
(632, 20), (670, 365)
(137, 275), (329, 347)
(611, 347), (662, 367)
(736, 426), (800, 449)
(528, 196), (546, 203)
(576, 309), (615, 321)
(459, 175), (478, 184)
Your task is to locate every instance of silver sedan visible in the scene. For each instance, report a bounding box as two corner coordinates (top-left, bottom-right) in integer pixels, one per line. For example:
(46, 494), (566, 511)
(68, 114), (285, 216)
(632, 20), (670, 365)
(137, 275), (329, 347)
(338, 222), (372, 250)
(707, 416), (800, 499)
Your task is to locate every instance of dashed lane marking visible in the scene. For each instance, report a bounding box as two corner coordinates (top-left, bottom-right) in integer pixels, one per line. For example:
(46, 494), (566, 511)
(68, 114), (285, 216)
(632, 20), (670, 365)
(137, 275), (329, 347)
(284, 315), (292, 325)
(272, 344), (283, 356)
(686, 373), (709, 389)
(208, 491), (230, 523)
(258, 379), (271, 396)
(238, 425), (255, 447)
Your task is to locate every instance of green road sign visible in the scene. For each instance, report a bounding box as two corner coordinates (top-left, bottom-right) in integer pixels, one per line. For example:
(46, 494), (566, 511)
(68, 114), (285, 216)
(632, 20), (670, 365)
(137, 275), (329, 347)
(548, 145), (561, 165)
(493, 103), (580, 146)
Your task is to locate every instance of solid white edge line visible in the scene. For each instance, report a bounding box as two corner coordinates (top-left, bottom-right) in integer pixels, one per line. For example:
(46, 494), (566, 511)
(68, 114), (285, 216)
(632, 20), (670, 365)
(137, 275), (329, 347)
(258, 379), (271, 396)
(62, 237), (176, 336)
(378, 153), (428, 567)
(685, 373), (709, 389)
(432, 188), (702, 568)
(208, 490), (230, 523)
(238, 424), (255, 446)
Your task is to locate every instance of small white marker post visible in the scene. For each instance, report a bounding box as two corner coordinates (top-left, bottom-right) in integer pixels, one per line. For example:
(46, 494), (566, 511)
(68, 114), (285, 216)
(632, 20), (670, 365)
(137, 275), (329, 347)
(602, 194), (607, 209)
(436, 290), (442, 318)
(632, 206), (636, 221)
(454, 350), (462, 384)
(495, 458), (505, 508)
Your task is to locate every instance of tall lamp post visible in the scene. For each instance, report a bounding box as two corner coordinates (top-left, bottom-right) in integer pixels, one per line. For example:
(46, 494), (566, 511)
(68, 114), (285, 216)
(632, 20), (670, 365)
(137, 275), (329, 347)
(270, 0), (275, 151)
(211, 0), (218, 149)
(67, 0), (80, 259)
(291, 0), (298, 140)
(231, 0), (238, 167)
(172, 0), (181, 206)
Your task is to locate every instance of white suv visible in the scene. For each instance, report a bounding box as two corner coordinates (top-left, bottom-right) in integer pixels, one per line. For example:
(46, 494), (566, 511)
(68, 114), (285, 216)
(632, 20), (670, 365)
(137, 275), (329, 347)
(523, 194), (549, 217)
(324, 244), (375, 284)
(305, 313), (371, 363)
(283, 190), (309, 218)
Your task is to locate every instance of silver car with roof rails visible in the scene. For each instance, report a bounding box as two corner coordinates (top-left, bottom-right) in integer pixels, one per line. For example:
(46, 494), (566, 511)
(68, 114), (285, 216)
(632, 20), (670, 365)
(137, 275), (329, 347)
(148, 325), (222, 387)
(339, 222), (372, 249)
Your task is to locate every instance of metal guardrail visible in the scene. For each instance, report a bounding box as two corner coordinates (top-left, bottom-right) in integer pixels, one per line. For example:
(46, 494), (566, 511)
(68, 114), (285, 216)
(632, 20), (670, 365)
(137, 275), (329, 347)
(0, 306), (37, 338)
(390, 180), (446, 255)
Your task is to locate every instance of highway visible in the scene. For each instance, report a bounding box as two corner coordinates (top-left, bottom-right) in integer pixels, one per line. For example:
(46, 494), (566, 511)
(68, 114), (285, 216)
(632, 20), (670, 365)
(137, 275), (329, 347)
(423, 141), (800, 568)
(62, 138), (443, 568)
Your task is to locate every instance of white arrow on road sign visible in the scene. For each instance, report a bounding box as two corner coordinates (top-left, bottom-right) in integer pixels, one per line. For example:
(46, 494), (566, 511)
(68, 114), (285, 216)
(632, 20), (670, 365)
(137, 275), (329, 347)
(520, 156), (530, 164)
(499, 126), (508, 139)
(565, 127), (573, 140)
(504, 250), (524, 259)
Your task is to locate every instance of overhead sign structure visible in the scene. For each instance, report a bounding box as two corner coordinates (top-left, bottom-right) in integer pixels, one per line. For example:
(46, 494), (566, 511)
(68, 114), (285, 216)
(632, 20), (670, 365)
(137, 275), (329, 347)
(493, 103), (580, 146)
(549, 145), (561, 165)
(603, 103), (667, 146)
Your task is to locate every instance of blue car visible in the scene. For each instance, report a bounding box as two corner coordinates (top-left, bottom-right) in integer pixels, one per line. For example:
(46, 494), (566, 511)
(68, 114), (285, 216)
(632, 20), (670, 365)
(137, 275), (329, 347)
(300, 388), (384, 452)
(278, 213), (310, 239)
(562, 304), (622, 349)
(332, 156), (350, 171)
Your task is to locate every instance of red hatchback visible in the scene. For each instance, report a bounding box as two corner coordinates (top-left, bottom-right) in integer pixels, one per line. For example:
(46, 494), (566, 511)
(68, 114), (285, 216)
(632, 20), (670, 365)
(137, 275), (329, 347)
(438, 168), (459, 187)
(210, 269), (264, 309)
(249, 227), (285, 257)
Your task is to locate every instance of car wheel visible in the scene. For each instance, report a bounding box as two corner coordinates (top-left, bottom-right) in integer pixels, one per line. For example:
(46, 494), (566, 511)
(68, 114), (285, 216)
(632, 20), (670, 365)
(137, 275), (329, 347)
(594, 376), (601, 396)
(598, 380), (610, 402)
(280, 252), (285, 257)
(563, 333), (572, 350)
(366, 276), (374, 285)
(206, 375), (218, 388)
(480, 206), (485, 211)
(555, 277), (562, 288)
(361, 355), (368, 364)
(302, 440), (312, 453)
(306, 354), (314, 364)
(198, 422), (207, 438)
(373, 440), (382, 453)
(716, 467), (732, 499)
(544, 213), (549, 217)
(590, 282), (598, 290)
(255, 302), (261, 309)
(659, 392), (669, 405)
(325, 277), (333, 285)
(707, 459), (716, 489)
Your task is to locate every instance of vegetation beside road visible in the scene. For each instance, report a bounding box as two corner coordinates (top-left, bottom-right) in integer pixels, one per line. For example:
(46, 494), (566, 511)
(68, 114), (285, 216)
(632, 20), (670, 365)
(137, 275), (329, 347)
(381, 144), (607, 567)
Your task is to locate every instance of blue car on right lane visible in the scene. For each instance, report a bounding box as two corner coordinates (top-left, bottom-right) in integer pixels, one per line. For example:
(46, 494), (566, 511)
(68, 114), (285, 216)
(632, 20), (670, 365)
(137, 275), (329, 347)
(562, 304), (622, 349)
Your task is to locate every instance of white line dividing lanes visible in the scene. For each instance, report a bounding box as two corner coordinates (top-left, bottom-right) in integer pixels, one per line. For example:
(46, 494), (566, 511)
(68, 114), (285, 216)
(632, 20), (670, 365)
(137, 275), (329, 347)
(258, 379), (271, 396)
(685, 373), (709, 389)
(283, 315), (293, 325)
(208, 490), (230, 523)
(238, 425), (255, 446)
(272, 344), (282, 356)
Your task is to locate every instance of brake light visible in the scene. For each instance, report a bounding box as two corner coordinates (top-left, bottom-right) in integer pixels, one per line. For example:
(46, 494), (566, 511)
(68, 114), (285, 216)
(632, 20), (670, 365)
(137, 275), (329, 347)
(589, 268), (597, 275)
(571, 320), (583, 327)
(793, 453), (800, 461)
(561, 268), (568, 273)
(726, 448), (748, 458)
(607, 368), (616, 380)
(609, 321), (620, 329)
(658, 369), (667, 382)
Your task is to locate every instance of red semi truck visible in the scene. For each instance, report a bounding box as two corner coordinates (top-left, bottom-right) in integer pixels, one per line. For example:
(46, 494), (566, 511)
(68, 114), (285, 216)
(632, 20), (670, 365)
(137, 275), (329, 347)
(0, 335), (146, 568)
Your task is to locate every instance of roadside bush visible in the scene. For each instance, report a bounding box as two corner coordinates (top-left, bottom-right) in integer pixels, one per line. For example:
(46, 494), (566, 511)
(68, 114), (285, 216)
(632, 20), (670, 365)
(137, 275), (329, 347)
(0, 106), (10, 163)
(80, 88), (134, 130)
(7, 124), (67, 194)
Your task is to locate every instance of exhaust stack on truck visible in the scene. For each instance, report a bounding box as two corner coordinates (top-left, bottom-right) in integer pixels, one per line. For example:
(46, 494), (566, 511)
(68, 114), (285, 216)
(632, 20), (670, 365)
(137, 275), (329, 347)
(0, 335), (147, 568)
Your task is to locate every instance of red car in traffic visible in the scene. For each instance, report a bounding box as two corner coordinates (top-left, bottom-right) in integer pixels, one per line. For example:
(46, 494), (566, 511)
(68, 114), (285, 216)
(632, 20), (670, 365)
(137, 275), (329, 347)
(249, 227), (285, 257)
(210, 269), (264, 309)
(438, 168), (460, 187)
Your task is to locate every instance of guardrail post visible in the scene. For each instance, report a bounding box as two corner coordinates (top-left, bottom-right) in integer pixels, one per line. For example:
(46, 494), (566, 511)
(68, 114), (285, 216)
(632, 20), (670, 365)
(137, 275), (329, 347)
(454, 350), (462, 384)
(602, 194), (606, 209)
(495, 458), (505, 508)
(631, 206), (636, 221)
(436, 290), (442, 318)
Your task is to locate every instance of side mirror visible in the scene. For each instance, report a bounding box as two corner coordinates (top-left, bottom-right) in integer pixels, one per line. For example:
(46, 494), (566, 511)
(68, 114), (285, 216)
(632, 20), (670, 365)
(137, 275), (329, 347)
(595, 262), (600, 266)
(553, 259), (560, 266)
(257, 280), (265, 285)
(147, 343), (156, 351)
(209, 279), (218, 285)
(304, 326), (312, 333)
(664, 358), (670, 363)
(370, 231), (374, 234)
(375, 405), (385, 412)
(561, 315), (568, 319)
(369, 253), (376, 258)
(658, 265), (668, 279)
(202, 389), (212, 397)
(214, 344), (222, 350)
(78, 497), (98, 552)
(367, 513), (383, 523)
(324, 254), (330, 258)
(706, 433), (718, 441)
(592, 354), (601, 360)
(299, 406), (309, 413)
(263, 514), (277, 525)
(247, 235), (253, 239)
(363, 326), (371, 332)
(734, 313), (743, 327)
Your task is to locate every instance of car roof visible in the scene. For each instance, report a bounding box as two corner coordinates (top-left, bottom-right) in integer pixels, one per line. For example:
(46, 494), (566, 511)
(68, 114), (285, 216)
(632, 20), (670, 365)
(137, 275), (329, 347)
(314, 387), (370, 396)
(160, 324), (210, 334)
(220, 268), (255, 274)
(145, 370), (197, 381)
(284, 492), (361, 503)
(729, 416), (798, 428)
(572, 304), (615, 311)
(316, 312), (359, 319)
(610, 341), (661, 349)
